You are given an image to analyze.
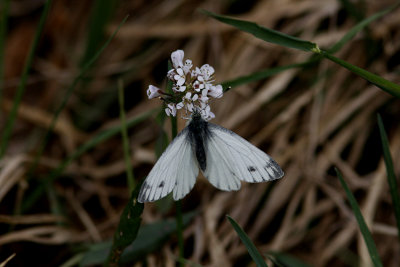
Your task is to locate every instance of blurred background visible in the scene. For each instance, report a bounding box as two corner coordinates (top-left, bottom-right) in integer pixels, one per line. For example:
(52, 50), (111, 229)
(1, 0), (400, 266)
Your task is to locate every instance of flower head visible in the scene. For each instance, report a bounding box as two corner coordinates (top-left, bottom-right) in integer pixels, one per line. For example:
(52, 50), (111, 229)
(147, 85), (161, 99)
(147, 50), (223, 120)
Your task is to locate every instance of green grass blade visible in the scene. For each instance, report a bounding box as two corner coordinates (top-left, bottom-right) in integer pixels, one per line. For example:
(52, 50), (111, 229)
(204, 10), (400, 98)
(21, 109), (156, 212)
(0, 0), (52, 158)
(227, 215), (268, 267)
(321, 51), (400, 98)
(377, 114), (400, 243)
(118, 79), (136, 192)
(266, 251), (313, 267)
(203, 10), (319, 52)
(106, 184), (144, 266)
(27, 15), (129, 179)
(81, 0), (116, 66)
(0, 0), (11, 104)
(338, 0), (365, 21)
(221, 59), (318, 91)
(328, 4), (399, 54)
(335, 168), (383, 267)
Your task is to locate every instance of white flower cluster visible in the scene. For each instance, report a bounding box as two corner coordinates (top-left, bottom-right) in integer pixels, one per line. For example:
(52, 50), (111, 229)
(147, 50), (223, 121)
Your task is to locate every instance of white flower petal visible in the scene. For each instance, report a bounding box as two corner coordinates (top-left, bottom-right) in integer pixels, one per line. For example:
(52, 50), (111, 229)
(200, 64), (215, 80)
(167, 103), (177, 117)
(171, 50), (184, 69)
(147, 85), (161, 99)
(177, 77), (185, 86)
(167, 69), (176, 80)
(183, 59), (193, 74)
(208, 85), (223, 98)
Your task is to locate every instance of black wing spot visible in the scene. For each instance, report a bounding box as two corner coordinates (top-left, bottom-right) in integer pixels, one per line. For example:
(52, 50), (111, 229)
(247, 166), (257, 172)
(143, 181), (151, 189)
(158, 181), (165, 188)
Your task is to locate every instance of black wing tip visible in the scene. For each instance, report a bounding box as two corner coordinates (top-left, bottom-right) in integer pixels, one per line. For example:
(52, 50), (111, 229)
(137, 191), (147, 203)
(271, 169), (284, 180)
(264, 160), (284, 181)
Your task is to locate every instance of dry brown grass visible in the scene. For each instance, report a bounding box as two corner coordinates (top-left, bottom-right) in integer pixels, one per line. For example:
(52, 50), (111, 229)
(1, 0), (400, 266)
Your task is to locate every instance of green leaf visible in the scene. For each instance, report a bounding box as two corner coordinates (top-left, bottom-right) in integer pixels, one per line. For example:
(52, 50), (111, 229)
(226, 215), (268, 267)
(0, 0), (52, 158)
(328, 4), (399, 54)
(266, 251), (313, 267)
(221, 60), (318, 91)
(80, 212), (196, 266)
(377, 114), (400, 243)
(203, 10), (319, 53)
(21, 109), (156, 212)
(335, 168), (383, 267)
(106, 184), (144, 266)
(321, 51), (400, 98)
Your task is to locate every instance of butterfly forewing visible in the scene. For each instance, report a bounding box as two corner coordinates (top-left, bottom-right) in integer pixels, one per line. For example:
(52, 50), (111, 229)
(138, 128), (199, 202)
(202, 123), (284, 189)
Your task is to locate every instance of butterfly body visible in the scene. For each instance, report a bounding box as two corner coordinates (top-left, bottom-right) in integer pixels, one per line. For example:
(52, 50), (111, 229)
(138, 113), (284, 203)
(187, 112), (209, 171)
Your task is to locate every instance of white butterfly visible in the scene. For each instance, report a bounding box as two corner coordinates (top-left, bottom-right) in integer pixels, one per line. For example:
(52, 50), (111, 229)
(138, 111), (284, 203)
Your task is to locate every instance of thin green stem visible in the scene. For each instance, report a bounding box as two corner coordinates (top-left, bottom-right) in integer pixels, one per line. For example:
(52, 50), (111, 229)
(0, 0), (52, 158)
(165, 59), (184, 265)
(0, 0), (11, 104)
(377, 114), (400, 243)
(170, 114), (184, 265)
(118, 79), (136, 192)
(176, 199), (184, 266)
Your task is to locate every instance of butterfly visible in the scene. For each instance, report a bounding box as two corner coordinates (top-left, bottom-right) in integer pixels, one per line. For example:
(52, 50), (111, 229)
(138, 110), (284, 202)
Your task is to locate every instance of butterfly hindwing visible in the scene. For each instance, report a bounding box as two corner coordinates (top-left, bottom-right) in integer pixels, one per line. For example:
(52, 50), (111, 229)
(138, 128), (199, 202)
(203, 123), (284, 190)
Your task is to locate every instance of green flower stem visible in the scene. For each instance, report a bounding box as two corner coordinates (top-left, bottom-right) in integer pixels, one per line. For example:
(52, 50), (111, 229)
(118, 79), (136, 192)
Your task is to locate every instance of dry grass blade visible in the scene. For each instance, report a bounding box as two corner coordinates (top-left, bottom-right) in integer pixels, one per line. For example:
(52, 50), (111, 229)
(0, 253), (16, 267)
(0, 226), (73, 246)
(0, 214), (64, 224)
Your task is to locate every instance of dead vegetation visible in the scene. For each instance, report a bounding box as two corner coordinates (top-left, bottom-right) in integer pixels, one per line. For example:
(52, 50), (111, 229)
(1, 0), (400, 266)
